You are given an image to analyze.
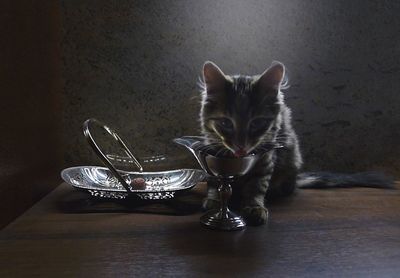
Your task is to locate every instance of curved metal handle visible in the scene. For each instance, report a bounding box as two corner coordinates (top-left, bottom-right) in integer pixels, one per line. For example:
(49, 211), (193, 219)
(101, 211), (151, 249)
(173, 136), (206, 170)
(83, 118), (143, 193)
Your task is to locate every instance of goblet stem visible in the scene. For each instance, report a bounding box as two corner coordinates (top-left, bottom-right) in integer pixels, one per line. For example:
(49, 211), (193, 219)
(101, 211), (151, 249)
(199, 177), (245, 230)
(218, 179), (232, 218)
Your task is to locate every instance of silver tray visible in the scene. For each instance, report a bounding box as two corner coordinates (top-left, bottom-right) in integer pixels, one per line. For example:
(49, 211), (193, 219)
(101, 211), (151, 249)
(61, 166), (205, 200)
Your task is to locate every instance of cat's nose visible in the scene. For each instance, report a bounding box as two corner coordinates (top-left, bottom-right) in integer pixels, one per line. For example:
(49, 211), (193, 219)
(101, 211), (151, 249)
(235, 143), (246, 150)
(234, 148), (248, 157)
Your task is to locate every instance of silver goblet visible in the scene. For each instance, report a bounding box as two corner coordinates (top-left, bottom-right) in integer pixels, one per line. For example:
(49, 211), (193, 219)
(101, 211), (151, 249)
(174, 136), (262, 231)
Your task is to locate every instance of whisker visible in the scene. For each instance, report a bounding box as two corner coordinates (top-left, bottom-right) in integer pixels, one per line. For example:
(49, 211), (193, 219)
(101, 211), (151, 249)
(223, 149), (232, 156)
(201, 145), (220, 152)
(202, 142), (222, 146)
(215, 147), (227, 157)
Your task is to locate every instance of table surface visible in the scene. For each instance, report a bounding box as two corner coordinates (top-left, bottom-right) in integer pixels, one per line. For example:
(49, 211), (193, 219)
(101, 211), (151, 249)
(1, 182), (399, 278)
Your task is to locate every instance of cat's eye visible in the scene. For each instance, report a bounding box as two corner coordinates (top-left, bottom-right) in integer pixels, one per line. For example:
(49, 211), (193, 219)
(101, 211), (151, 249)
(250, 118), (271, 132)
(216, 118), (234, 131)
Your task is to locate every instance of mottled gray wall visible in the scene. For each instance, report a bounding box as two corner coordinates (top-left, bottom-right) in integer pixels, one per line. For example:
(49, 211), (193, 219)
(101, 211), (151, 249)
(61, 0), (400, 176)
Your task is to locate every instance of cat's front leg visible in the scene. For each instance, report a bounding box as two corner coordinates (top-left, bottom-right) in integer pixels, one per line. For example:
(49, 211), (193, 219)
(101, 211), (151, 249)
(241, 173), (272, 226)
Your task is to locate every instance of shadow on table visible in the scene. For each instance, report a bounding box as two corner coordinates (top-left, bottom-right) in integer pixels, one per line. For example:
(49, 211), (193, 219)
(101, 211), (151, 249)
(56, 189), (204, 216)
(158, 217), (283, 276)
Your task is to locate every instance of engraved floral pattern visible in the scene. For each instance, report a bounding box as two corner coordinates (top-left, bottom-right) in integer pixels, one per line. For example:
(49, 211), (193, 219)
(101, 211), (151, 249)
(88, 190), (128, 199)
(62, 166), (205, 201)
(137, 192), (175, 200)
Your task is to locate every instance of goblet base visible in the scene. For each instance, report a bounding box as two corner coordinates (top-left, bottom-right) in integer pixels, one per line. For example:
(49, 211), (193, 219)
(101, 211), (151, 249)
(200, 209), (246, 231)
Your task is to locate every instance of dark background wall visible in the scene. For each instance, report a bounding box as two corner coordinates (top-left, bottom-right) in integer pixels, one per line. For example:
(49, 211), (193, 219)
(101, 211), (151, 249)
(0, 1), (62, 228)
(61, 0), (400, 177)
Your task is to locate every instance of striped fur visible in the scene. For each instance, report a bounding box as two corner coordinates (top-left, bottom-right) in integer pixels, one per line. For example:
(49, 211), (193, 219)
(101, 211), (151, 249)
(200, 61), (302, 225)
(199, 61), (394, 226)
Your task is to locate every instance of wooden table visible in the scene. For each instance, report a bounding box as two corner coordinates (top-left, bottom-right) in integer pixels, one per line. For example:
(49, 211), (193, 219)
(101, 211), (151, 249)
(1, 182), (399, 277)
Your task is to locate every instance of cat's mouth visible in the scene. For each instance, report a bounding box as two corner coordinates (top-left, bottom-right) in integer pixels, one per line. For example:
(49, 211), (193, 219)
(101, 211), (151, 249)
(204, 142), (252, 158)
(231, 144), (252, 157)
(233, 149), (248, 158)
(212, 138), (281, 158)
(228, 142), (283, 157)
(224, 142), (255, 158)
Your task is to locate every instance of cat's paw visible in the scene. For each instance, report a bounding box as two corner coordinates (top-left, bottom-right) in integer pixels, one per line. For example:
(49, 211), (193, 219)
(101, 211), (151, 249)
(241, 206), (269, 226)
(202, 198), (220, 211)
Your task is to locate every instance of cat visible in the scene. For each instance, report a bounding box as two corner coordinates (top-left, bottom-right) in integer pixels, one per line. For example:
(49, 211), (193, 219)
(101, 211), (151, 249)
(199, 61), (394, 226)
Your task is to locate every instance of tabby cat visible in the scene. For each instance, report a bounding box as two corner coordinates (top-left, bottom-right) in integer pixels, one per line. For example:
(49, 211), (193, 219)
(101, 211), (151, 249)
(199, 61), (393, 226)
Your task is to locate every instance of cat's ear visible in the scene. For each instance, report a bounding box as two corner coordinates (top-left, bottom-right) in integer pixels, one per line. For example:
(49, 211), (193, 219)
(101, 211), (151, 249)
(258, 61), (285, 92)
(203, 61), (226, 92)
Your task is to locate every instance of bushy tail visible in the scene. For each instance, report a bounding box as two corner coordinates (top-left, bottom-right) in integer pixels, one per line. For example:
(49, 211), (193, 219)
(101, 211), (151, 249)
(297, 171), (395, 189)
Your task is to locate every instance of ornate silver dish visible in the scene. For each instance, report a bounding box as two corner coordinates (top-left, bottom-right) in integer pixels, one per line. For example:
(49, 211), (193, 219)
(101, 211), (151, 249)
(61, 119), (206, 200)
(61, 166), (205, 200)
